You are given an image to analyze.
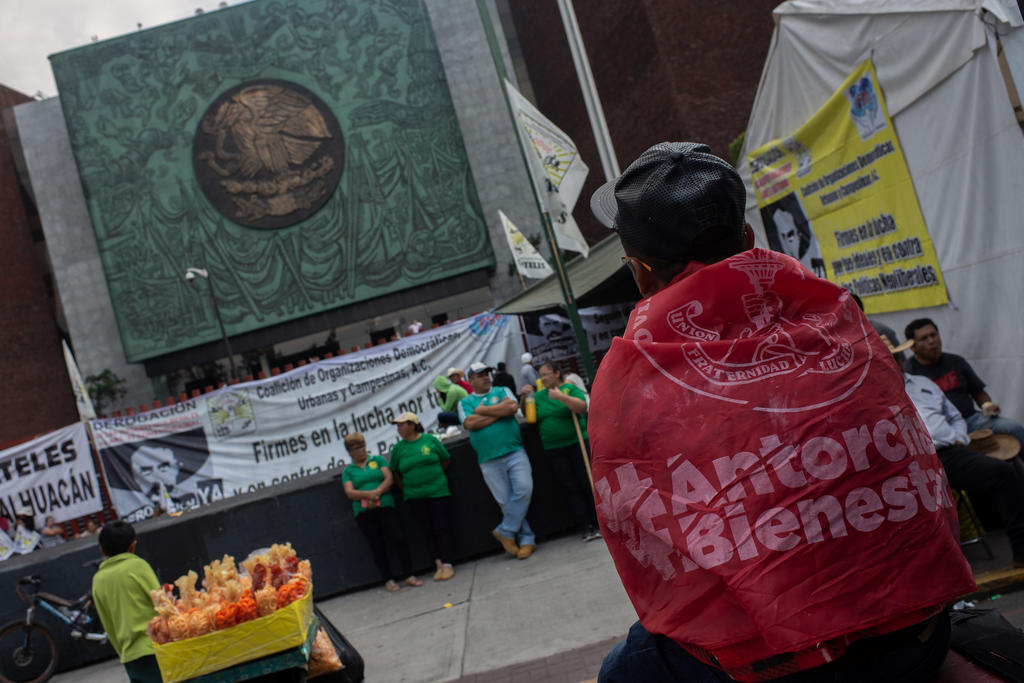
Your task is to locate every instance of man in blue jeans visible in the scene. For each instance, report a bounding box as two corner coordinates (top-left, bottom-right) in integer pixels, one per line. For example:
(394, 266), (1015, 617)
(458, 361), (537, 559)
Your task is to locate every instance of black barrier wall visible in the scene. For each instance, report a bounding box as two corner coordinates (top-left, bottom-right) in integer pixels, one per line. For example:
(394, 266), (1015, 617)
(0, 429), (582, 673)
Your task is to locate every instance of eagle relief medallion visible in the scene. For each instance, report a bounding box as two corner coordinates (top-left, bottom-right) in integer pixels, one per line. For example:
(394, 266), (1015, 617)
(193, 80), (345, 229)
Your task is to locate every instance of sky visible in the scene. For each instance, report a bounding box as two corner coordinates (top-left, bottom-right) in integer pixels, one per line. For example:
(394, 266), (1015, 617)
(0, 1), (245, 98)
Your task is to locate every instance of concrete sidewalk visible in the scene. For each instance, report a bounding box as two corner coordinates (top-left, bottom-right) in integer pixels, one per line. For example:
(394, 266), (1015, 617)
(52, 534), (636, 682)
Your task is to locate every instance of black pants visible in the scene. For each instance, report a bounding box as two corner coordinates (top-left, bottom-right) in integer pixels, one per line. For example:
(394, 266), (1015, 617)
(547, 442), (598, 534)
(601, 613), (951, 683)
(437, 411), (460, 427)
(937, 444), (1024, 561)
(407, 496), (455, 565)
(123, 655), (163, 683)
(355, 506), (412, 582)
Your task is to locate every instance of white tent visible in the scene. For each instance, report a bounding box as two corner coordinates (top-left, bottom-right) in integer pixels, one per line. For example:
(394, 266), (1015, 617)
(739, 0), (1024, 419)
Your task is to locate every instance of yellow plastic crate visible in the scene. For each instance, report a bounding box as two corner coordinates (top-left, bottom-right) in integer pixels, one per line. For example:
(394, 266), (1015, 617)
(154, 588), (314, 683)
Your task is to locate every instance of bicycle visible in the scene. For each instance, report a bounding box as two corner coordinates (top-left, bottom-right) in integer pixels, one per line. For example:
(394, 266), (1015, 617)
(0, 563), (108, 683)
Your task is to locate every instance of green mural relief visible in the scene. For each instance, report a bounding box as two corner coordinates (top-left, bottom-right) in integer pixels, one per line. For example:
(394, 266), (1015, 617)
(194, 80), (345, 229)
(49, 0), (492, 363)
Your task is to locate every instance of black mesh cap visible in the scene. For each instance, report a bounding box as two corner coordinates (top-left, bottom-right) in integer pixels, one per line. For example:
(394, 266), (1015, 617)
(590, 142), (747, 262)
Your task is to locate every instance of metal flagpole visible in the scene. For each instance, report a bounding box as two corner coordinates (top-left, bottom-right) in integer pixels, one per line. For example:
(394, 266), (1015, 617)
(556, 0), (620, 182)
(476, 0), (598, 385)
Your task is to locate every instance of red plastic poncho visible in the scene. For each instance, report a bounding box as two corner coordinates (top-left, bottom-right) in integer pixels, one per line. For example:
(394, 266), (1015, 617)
(589, 249), (974, 679)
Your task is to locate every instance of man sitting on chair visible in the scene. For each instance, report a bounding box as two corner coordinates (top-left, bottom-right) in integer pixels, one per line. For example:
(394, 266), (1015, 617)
(891, 335), (1024, 567)
(904, 317), (1024, 454)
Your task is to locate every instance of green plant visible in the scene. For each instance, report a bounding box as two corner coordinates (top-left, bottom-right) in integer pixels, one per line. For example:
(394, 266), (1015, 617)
(728, 131), (746, 167)
(85, 369), (127, 414)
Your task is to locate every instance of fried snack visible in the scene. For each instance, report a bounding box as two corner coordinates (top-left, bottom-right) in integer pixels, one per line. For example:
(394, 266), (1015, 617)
(150, 585), (178, 618)
(307, 628), (342, 678)
(215, 602), (238, 630)
(203, 554), (239, 593)
(174, 570), (199, 610)
(197, 604), (219, 636)
(147, 615), (171, 644)
(266, 543), (295, 565)
(168, 613), (190, 641)
(296, 559), (312, 582)
(250, 562), (268, 591)
(240, 554), (261, 577)
(222, 576), (244, 604)
(276, 575), (310, 607)
(236, 590), (258, 623)
(254, 585), (277, 617)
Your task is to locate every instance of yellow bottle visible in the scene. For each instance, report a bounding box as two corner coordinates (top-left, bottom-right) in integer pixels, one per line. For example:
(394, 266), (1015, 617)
(524, 395), (537, 423)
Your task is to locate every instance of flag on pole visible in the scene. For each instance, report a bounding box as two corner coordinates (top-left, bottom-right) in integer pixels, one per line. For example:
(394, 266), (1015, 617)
(499, 211), (554, 279)
(63, 340), (96, 421)
(504, 79), (590, 257)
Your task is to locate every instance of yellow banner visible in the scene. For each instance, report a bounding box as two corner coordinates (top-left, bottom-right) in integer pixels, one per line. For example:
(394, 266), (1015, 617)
(747, 59), (946, 313)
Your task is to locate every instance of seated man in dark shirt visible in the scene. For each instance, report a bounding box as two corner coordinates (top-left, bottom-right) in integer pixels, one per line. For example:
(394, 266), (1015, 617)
(895, 339), (1024, 568)
(904, 317), (1024, 450)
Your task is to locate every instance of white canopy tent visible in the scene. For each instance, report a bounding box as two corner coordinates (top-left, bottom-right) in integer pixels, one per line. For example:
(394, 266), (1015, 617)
(739, 0), (1024, 419)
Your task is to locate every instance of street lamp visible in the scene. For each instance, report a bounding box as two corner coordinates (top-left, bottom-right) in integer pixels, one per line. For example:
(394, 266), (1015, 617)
(185, 267), (237, 380)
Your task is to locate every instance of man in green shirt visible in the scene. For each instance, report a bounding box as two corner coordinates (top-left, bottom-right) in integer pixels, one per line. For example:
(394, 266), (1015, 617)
(458, 362), (536, 559)
(92, 521), (161, 683)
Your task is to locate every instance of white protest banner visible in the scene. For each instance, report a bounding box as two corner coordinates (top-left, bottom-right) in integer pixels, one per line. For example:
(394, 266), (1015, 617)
(523, 304), (633, 363)
(91, 313), (513, 522)
(499, 210), (554, 279)
(63, 340), (96, 421)
(504, 79), (590, 257)
(0, 529), (13, 561)
(0, 422), (102, 525)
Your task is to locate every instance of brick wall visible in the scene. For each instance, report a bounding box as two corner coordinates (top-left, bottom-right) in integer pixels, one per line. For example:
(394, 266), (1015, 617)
(505, 1), (779, 243)
(0, 84), (79, 445)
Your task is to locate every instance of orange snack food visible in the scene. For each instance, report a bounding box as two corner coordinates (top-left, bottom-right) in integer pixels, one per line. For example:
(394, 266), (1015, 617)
(214, 602), (238, 630)
(236, 590), (259, 624)
(276, 576), (309, 607)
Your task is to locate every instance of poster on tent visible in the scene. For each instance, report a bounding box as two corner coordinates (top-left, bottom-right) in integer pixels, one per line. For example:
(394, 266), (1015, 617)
(747, 59), (947, 314)
(0, 422), (102, 525)
(523, 304), (633, 364)
(91, 313), (512, 521)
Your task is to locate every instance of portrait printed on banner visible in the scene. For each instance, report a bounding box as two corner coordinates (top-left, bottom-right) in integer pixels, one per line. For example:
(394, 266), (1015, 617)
(522, 313), (576, 362)
(99, 428), (223, 521)
(760, 192), (826, 278)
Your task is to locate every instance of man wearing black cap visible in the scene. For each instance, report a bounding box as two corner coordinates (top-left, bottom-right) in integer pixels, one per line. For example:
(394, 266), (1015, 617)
(586, 143), (974, 682)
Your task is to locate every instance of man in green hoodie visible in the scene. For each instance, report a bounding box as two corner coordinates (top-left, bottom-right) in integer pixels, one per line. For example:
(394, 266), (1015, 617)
(92, 521), (161, 683)
(433, 374), (468, 428)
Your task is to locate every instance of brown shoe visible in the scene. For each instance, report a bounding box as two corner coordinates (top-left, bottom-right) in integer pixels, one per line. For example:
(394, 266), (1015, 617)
(516, 544), (536, 560)
(433, 567), (444, 581)
(437, 564), (455, 580)
(492, 529), (519, 556)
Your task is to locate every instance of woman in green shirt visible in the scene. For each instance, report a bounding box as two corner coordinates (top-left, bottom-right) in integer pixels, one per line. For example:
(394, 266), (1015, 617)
(342, 432), (423, 593)
(388, 412), (456, 581)
(521, 362), (600, 541)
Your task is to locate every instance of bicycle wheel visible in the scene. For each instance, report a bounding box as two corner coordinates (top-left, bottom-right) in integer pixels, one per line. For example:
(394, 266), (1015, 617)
(0, 621), (59, 683)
